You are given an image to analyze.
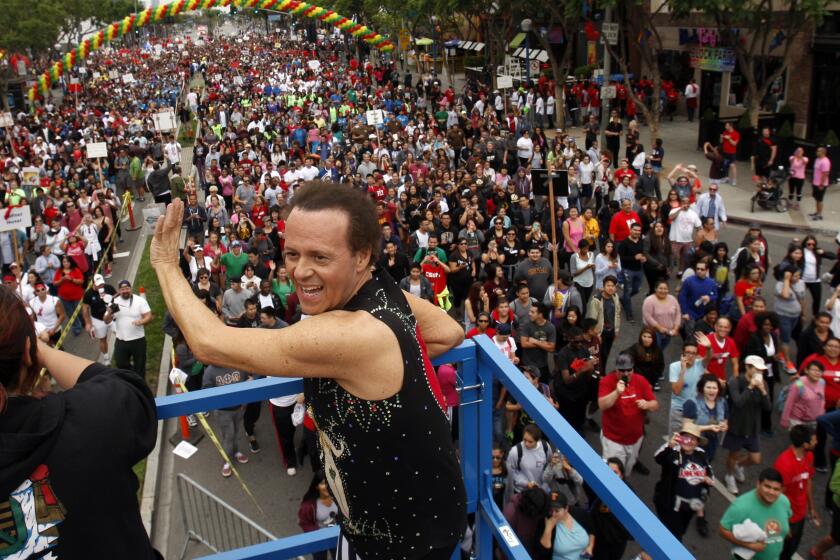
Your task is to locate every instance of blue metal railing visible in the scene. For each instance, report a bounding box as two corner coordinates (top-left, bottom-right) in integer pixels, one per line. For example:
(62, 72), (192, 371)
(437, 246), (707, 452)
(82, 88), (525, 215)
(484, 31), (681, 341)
(155, 336), (693, 560)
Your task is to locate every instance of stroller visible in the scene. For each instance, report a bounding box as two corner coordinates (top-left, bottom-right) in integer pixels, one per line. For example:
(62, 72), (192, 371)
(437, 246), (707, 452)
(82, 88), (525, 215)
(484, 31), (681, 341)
(750, 165), (789, 212)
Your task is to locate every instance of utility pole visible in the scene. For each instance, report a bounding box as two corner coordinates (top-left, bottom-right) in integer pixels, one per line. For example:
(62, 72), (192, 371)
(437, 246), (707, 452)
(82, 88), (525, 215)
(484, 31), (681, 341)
(599, 6), (613, 150)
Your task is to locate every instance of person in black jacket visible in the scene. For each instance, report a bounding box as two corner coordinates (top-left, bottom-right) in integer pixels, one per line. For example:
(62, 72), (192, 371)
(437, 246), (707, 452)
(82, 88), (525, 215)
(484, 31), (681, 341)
(742, 312), (784, 436)
(0, 285), (158, 559)
(653, 423), (714, 541)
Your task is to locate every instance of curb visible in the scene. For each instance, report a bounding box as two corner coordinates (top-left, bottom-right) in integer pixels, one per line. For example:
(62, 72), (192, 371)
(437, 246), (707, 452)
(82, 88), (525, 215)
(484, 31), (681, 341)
(727, 214), (838, 237)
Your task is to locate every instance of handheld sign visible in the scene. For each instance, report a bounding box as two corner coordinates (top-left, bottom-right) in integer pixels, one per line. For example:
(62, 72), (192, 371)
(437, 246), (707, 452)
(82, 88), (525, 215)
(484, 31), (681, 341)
(86, 142), (108, 159)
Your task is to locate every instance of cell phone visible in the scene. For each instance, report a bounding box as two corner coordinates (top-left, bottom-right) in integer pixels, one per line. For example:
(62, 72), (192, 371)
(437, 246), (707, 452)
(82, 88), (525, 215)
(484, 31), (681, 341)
(621, 375), (630, 386)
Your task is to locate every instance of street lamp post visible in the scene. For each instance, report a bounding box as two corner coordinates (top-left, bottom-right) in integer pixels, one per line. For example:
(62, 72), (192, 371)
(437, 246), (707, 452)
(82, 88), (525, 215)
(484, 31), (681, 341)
(521, 18), (532, 86)
(430, 15), (439, 77)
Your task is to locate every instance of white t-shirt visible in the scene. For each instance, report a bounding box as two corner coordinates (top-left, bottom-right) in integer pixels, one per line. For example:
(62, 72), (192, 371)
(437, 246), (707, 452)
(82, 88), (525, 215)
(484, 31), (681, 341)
(669, 208), (701, 243)
(113, 294), (152, 341)
(493, 335), (518, 360)
(164, 141), (182, 164)
(298, 165), (319, 182)
(516, 137), (534, 159)
(830, 298), (840, 339)
(29, 295), (61, 330)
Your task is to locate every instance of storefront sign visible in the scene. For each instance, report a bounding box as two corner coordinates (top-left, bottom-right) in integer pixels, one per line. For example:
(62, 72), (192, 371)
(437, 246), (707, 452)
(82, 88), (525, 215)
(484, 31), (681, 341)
(689, 47), (736, 72)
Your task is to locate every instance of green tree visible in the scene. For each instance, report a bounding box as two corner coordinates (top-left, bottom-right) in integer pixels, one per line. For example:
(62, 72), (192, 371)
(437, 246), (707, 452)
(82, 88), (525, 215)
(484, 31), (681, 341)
(600, 0), (667, 145)
(56, 0), (136, 46)
(670, 0), (831, 128)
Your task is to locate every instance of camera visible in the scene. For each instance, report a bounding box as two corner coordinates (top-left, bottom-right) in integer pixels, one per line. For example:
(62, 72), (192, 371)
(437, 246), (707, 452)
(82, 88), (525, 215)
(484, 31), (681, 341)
(621, 375), (630, 386)
(108, 302), (120, 314)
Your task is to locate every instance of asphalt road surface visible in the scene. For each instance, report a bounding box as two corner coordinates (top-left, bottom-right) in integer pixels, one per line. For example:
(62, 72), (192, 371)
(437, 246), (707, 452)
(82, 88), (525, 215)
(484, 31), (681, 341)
(162, 223), (838, 560)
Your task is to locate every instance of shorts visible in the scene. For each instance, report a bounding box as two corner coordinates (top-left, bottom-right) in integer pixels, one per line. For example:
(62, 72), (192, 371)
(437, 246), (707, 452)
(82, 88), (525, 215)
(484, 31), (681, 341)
(813, 184), (827, 202)
(722, 432), (760, 454)
(600, 433), (644, 475)
(91, 317), (111, 339)
(581, 183), (593, 198)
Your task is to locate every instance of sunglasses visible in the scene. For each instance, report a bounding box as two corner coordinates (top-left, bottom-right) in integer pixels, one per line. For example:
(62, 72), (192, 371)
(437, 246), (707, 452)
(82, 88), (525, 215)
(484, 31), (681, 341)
(618, 368), (633, 373)
(478, 319), (490, 324)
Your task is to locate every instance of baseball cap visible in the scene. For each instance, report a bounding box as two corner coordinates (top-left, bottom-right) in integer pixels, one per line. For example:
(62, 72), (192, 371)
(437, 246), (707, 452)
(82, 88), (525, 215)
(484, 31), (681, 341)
(496, 323), (512, 335)
(118, 280), (132, 288)
(194, 245), (204, 252)
(615, 353), (634, 370)
(231, 240), (242, 247)
(744, 355), (768, 370)
(2, 274), (15, 282)
(93, 274), (105, 285)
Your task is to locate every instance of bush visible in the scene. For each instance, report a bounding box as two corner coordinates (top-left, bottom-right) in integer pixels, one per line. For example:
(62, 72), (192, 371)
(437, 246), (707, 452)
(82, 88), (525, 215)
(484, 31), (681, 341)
(737, 111), (752, 130)
(701, 108), (717, 122)
(574, 64), (596, 80)
(822, 129), (839, 146)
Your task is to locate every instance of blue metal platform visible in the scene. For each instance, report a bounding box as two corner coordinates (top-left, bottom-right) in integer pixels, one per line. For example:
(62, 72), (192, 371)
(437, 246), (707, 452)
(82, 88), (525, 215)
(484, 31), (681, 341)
(155, 335), (694, 560)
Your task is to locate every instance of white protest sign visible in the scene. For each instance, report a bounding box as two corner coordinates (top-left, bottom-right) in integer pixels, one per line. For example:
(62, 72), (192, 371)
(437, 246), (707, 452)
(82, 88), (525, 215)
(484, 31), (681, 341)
(92, 71), (101, 79)
(307, 60), (321, 71)
(0, 112), (13, 128)
(602, 23), (619, 46)
(20, 167), (40, 187)
(153, 109), (177, 132)
(496, 75), (513, 90)
(86, 142), (108, 159)
(122, 73), (135, 84)
(108, 69), (119, 80)
(78, 67), (87, 75)
(233, 76), (244, 86)
(366, 109), (384, 126)
(0, 206), (32, 232)
(601, 86), (617, 100)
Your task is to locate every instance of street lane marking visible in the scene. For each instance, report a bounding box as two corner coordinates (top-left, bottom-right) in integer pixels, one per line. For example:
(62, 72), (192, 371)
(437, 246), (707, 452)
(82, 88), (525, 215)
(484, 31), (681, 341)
(113, 251), (130, 258)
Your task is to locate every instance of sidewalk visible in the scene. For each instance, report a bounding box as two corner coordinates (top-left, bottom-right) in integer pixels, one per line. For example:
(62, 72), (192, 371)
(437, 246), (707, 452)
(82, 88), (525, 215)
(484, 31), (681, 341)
(437, 69), (836, 234)
(564, 118), (839, 235)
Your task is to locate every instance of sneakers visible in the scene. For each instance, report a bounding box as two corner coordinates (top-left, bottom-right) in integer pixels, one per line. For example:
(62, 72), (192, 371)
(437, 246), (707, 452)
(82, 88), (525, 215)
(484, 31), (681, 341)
(222, 463), (232, 478)
(696, 516), (709, 537)
(287, 467), (297, 476)
(234, 452), (248, 464)
(815, 464), (829, 474)
(632, 461), (650, 476)
(734, 464), (746, 483)
(725, 474), (739, 494)
(653, 382), (661, 392)
(97, 353), (110, 365)
(186, 414), (198, 428)
(249, 437), (261, 454)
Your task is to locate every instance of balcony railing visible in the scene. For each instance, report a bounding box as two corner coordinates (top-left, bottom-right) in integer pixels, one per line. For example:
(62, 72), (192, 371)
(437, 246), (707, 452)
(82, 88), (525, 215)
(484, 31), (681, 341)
(155, 335), (694, 560)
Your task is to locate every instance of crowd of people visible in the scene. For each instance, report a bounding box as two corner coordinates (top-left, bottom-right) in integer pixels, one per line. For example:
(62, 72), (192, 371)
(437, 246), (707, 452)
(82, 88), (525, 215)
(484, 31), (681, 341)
(2, 17), (840, 560)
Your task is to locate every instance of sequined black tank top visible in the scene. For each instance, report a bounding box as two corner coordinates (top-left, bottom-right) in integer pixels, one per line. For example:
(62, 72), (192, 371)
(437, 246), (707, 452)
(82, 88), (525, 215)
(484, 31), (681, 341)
(305, 270), (466, 559)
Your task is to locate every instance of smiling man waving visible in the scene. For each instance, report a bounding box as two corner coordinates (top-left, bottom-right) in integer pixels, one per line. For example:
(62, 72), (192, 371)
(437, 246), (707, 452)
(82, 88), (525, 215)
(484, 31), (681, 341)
(151, 182), (466, 560)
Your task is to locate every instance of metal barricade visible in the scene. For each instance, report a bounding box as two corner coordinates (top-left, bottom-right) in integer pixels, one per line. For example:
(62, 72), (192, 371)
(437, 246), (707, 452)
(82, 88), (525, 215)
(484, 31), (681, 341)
(176, 473), (281, 560)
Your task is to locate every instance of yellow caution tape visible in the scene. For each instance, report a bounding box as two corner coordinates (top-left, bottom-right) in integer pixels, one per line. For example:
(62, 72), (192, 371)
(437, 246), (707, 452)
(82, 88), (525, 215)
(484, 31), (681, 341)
(172, 350), (266, 518)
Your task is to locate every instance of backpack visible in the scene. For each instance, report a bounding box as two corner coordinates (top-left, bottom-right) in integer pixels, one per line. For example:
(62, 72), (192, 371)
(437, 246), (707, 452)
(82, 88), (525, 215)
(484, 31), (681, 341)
(515, 440), (552, 470)
(775, 379), (805, 413)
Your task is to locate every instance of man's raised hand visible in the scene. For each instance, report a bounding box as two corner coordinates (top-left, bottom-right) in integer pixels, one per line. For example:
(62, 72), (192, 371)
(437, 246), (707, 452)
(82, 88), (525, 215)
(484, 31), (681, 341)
(151, 199), (184, 270)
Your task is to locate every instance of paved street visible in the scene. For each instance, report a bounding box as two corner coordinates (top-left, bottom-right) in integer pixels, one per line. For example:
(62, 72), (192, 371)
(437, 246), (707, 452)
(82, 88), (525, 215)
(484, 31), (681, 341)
(154, 221), (839, 559)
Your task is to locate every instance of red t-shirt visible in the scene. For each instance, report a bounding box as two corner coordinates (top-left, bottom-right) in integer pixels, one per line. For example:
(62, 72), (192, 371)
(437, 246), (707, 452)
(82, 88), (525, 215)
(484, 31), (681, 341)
(421, 262), (448, 298)
(699, 335), (740, 381)
(598, 372), (655, 445)
(773, 447), (815, 523)
(466, 327), (496, 340)
(799, 353), (840, 407)
(54, 268), (85, 302)
(734, 280), (762, 311)
(608, 211), (641, 242)
(614, 168), (637, 185)
(721, 130), (740, 155)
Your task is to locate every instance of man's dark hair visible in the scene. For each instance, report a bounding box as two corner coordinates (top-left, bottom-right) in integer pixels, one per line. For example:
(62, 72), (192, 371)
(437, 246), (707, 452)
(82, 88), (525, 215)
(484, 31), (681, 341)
(523, 423), (543, 441)
(533, 302), (550, 319)
(758, 468), (783, 484)
(789, 424), (814, 448)
(581, 318), (598, 332)
(260, 306), (276, 319)
(290, 181), (379, 265)
(606, 457), (625, 477)
(244, 298), (257, 308)
(565, 326), (584, 339)
(816, 311), (833, 322)
(603, 275), (618, 286)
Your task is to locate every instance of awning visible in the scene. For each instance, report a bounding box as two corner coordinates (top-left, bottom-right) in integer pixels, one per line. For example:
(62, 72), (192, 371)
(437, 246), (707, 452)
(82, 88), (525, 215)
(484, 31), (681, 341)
(444, 39), (461, 48)
(414, 37), (434, 46)
(458, 40), (485, 52)
(512, 47), (549, 63)
(509, 32), (526, 48)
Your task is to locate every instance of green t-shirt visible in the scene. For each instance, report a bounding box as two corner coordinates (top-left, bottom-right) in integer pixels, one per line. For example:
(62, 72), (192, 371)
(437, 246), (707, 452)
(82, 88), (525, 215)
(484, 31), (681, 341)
(720, 489), (791, 560)
(220, 251), (249, 284)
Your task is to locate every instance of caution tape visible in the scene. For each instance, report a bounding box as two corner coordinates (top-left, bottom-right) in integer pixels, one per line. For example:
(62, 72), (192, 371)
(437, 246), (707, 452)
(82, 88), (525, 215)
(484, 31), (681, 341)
(171, 350), (266, 517)
(36, 190), (134, 382)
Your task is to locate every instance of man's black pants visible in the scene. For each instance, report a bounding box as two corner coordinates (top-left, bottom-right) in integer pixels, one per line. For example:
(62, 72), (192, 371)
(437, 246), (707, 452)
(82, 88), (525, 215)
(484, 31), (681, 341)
(114, 337), (147, 378)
